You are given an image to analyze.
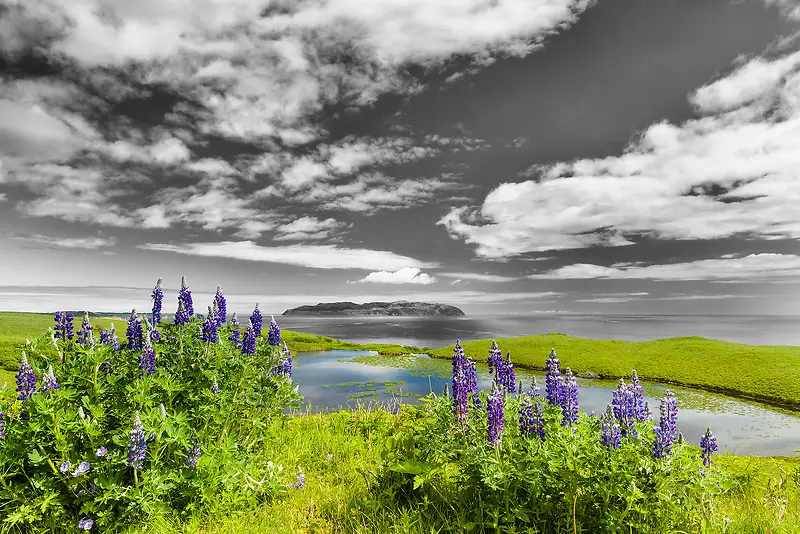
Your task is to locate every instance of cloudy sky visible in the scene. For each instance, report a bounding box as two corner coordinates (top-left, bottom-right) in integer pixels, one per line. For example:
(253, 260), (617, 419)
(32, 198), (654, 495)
(2, 0), (800, 315)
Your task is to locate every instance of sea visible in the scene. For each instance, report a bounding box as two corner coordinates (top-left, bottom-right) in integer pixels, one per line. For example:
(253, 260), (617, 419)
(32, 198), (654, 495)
(273, 313), (800, 348)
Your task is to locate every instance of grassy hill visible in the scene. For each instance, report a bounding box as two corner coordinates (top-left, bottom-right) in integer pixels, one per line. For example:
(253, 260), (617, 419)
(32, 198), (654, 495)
(429, 334), (800, 408)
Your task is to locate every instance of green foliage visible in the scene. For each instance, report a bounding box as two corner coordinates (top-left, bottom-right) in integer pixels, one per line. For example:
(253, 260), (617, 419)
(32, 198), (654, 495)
(0, 320), (301, 533)
(429, 335), (800, 407)
(281, 329), (424, 355)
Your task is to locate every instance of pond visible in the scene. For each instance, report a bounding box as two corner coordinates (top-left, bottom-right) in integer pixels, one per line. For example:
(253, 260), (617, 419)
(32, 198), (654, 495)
(292, 350), (800, 457)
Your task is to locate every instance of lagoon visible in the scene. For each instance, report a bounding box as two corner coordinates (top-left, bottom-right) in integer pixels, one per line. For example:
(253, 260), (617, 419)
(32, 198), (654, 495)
(292, 349), (800, 456)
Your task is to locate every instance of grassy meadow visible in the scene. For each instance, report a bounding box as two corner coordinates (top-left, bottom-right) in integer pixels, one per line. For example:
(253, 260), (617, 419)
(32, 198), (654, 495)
(429, 334), (800, 408)
(2, 310), (800, 533)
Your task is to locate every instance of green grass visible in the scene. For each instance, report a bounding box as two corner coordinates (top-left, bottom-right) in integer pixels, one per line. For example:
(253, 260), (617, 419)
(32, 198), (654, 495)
(133, 409), (800, 534)
(281, 329), (424, 355)
(429, 334), (800, 408)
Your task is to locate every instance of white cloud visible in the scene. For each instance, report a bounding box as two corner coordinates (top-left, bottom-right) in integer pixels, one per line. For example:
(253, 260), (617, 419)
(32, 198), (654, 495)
(437, 272), (520, 282)
(103, 136), (191, 166)
(440, 47), (800, 257)
(274, 216), (347, 241)
(529, 254), (800, 281)
(141, 240), (439, 271)
(355, 267), (437, 285)
(13, 234), (117, 249)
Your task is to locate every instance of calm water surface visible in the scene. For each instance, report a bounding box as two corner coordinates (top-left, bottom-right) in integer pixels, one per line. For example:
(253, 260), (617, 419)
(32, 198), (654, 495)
(292, 350), (800, 457)
(276, 314), (800, 348)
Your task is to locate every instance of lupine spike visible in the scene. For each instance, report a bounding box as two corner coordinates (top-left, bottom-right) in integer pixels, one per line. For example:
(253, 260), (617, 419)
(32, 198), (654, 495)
(151, 279), (163, 324)
(561, 368), (579, 427)
(185, 442), (201, 469)
(293, 466), (306, 489)
(41, 365), (59, 392)
(652, 390), (679, 459)
(16, 352), (36, 402)
(201, 306), (218, 343)
(214, 285), (227, 327)
(488, 340), (502, 376)
(630, 370), (646, 420)
(76, 312), (94, 346)
(0, 411), (6, 441)
(179, 276), (194, 317)
(250, 303), (263, 338)
(128, 412), (146, 470)
(451, 340), (468, 422)
(211, 376), (220, 394)
(600, 405), (622, 451)
(700, 428), (718, 468)
(267, 315), (281, 346)
(545, 348), (562, 406)
(126, 310), (144, 350)
(487, 385), (504, 447)
(174, 299), (189, 326)
(230, 312), (240, 327)
(228, 328), (241, 347)
(241, 321), (256, 355)
(138, 330), (155, 376)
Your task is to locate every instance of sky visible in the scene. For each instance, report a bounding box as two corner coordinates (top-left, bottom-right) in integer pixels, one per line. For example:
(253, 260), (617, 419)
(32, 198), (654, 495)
(2, 0), (800, 316)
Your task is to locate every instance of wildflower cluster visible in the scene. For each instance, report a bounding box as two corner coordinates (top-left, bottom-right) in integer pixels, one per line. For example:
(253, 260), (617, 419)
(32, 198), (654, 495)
(250, 303), (263, 337)
(267, 315), (281, 346)
(214, 286), (227, 326)
(1, 277), (302, 531)
(653, 390), (679, 458)
(451, 340), (479, 422)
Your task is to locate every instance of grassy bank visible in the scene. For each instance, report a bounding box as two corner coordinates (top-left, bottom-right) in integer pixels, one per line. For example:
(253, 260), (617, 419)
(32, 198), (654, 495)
(429, 334), (800, 408)
(135, 408), (800, 533)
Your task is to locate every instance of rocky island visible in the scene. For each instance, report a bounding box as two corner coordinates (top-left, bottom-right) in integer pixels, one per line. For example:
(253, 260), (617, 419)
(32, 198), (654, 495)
(282, 300), (465, 317)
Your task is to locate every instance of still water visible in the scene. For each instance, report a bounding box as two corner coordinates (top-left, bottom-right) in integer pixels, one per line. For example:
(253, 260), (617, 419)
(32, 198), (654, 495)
(292, 350), (800, 457)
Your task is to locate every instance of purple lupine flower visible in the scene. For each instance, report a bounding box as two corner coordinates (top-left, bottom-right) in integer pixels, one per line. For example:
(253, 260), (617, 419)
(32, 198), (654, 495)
(545, 348), (562, 407)
(126, 310), (144, 350)
(612, 379), (637, 438)
(700, 427), (718, 468)
(487, 385), (504, 447)
(78, 518), (94, 531)
(201, 306), (218, 343)
(100, 324), (119, 351)
(41, 366), (59, 392)
(630, 370), (646, 420)
(0, 412), (5, 441)
(16, 353), (36, 402)
(72, 461), (90, 477)
(151, 279), (163, 324)
(214, 285), (227, 326)
(96, 447), (107, 458)
(128, 412), (146, 470)
(60, 461), (71, 473)
(488, 340), (502, 376)
(76, 312), (94, 346)
(652, 390), (679, 459)
(250, 303), (263, 338)
(54, 311), (75, 340)
(281, 341), (292, 377)
(178, 276), (194, 318)
(561, 368), (579, 427)
(527, 376), (541, 398)
(138, 330), (155, 376)
(600, 405), (622, 451)
(293, 466), (305, 489)
(267, 315), (281, 346)
(174, 299), (189, 326)
(532, 400), (545, 441)
(241, 321), (256, 355)
(211, 376), (219, 394)
(184, 442), (201, 469)
(451, 340), (468, 423)
(230, 312), (239, 327)
(497, 352), (516, 393)
(465, 358), (477, 396)
(519, 396), (535, 436)
(228, 328), (241, 348)
(643, 401), (652, 420)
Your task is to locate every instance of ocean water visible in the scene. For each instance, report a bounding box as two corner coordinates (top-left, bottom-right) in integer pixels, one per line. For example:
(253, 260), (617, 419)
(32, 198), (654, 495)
(274, 314), (800, 348)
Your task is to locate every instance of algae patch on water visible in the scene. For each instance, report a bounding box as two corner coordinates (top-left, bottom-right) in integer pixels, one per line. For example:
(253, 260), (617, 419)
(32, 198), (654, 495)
(341, 354), (452, 379)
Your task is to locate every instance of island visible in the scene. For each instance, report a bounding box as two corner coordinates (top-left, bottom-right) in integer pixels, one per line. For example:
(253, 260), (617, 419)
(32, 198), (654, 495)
(282, 300), (465, 317)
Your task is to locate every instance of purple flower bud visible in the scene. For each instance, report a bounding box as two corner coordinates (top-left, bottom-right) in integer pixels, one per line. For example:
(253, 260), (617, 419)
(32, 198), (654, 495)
(267, 315), (281, 346)
(230, 312), (240, 327)
(126, 310), (144, 350)
(211, 376), (219, 395)
(138, 329), (155, 376)
(653, 390), (679, 459)
(250, 303), (263, 338)
(41, 365), (59, 392)
(241, 321), (256, 355)
(16, 353), (36, 402)
(78, 518), (93, 531)
(228, 328), (241, 348)
(545, 348), (562, 407)
(174, 299), (189, 326)
(214, 285), (227, 327)
(128, 412), (147, 470)
(700, 427), (718, 468)
(0, 412), (5, 440)
(600, 405), (622, 450)
(561, 368), (579, 427)
(184, 442), (201, 469)
(96, 447), (107, 458)
(76, 312), (94, 346)
(151, 279), (164, 324)
(201, 306), (218, 343)
(451, 340), (468, 423)
(72, 461), (90, 477)
(54, 311), (75, 340)
(60, 460), (71, 473)
(179, 276), (194, 318)
(487, 340), (502, 376)
(487, 385), (504, 447)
